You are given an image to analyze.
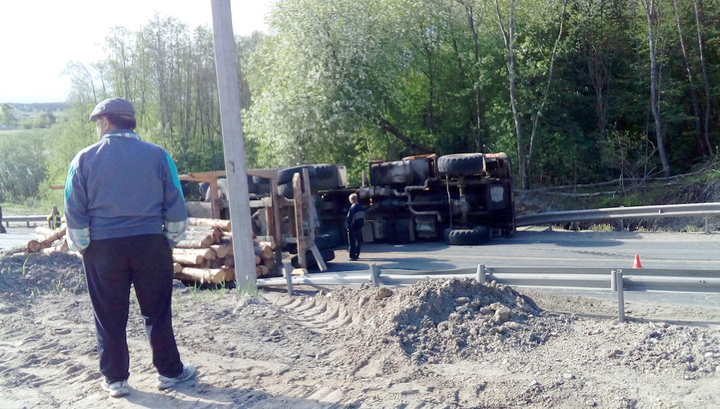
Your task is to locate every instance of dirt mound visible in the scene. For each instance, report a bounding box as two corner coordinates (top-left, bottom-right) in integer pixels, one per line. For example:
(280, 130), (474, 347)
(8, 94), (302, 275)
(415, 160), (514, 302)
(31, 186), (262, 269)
(320, 279), (559, 364)
(0, 253), (85, 299)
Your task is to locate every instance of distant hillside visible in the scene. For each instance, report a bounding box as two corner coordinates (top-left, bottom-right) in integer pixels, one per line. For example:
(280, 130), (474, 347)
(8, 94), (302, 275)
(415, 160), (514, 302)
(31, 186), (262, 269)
(8, 102), (68, 113)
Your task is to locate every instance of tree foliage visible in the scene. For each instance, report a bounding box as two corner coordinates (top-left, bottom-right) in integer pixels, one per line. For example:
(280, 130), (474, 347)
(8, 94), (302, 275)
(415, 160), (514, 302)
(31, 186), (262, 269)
(25, 0), (720, 203)
(0, 129), (54, 203)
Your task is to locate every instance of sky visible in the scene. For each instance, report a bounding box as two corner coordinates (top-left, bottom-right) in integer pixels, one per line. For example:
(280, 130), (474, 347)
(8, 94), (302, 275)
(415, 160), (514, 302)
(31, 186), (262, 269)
(0, 1), (272, 104)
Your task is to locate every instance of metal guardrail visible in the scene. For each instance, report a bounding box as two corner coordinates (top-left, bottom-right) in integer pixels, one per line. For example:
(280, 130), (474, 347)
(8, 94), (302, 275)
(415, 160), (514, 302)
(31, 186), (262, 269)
(258, 264), (720, 293)
(258, 264), (720, 321)
(2, 215), (47, 227)
(516, 202), (720, 227)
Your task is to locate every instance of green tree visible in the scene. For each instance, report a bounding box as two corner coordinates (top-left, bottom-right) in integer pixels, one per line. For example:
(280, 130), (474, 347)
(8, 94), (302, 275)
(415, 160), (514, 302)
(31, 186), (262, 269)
(0, 104), (17, 126)
(0, 129), (53, 202)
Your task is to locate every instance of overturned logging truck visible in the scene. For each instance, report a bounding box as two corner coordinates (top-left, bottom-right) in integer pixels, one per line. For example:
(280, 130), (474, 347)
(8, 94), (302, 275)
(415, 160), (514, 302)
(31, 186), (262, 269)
(182, 152), (516, 273)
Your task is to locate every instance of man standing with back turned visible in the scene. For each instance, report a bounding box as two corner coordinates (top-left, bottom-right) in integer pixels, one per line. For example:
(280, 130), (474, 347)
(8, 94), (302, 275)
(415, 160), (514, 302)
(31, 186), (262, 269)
(64, 97), (196, 398)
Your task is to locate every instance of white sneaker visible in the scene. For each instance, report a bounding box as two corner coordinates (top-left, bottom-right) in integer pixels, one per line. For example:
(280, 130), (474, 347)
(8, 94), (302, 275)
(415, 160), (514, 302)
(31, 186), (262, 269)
(101, 379), (130, 398)
(157, 364), (197, 390)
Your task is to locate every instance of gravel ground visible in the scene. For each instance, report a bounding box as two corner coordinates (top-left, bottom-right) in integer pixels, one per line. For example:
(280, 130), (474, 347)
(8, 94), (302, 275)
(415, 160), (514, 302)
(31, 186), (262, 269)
(1, 251), (719, 408)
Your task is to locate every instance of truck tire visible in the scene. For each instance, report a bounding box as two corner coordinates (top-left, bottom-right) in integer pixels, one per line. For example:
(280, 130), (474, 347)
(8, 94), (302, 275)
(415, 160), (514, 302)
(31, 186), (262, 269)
(291, 249), (335, 270)
(277, 181), (303, 199)
(284, 231), (339, 254)
(252, 176), (272, 195)
(246, 175), (257, 194)
(437, 153), (485, 175)
(312, 164), (337, 180)
(443, 226), (489, 245)
(277, 165), (316, 185)
(312, 164), (339, 190)
(315, 229), (341, 249)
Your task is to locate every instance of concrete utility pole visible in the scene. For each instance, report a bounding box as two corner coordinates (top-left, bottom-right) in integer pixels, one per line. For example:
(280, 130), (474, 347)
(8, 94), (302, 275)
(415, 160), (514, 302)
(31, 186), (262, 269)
(211, 0), (256, 288)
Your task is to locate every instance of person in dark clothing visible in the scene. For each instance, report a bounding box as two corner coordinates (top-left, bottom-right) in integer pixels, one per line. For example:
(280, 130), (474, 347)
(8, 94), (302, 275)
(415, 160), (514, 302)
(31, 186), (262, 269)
(346, 193), (365, 260)
(0, 205), (6, 233)
(64, 97), (195, 398)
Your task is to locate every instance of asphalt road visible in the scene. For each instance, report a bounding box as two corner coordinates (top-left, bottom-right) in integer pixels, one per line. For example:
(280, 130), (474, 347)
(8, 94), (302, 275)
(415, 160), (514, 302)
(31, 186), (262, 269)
(326, 227), (720, 271)
(3, 224), (720, 307)
(0, 225), (37, 251)
(327, 227), (720, 308)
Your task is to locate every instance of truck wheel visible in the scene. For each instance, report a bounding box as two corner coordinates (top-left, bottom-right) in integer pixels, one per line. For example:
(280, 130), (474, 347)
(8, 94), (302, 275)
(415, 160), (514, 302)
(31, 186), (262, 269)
(312, 164), (337, 180)
(277, 165), (317, 185)
(315, 230), (340, 249)
(252, 176), (272, 195)
(443, 226), (489, 245)
(277, 181), (303, 199)
(284, 231), (339, 254)
(437, 153), (485, 175)
(291, 249), (335, 269)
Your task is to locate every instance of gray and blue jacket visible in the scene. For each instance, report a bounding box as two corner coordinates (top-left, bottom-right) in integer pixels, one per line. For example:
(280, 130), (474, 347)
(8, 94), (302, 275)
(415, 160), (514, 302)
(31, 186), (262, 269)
(346, 203), (365, 230)
(64, 130), (187, 252)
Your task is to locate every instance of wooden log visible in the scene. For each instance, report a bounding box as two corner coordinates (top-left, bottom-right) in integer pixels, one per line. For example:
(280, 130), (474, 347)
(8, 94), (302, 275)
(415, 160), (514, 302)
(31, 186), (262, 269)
(175, 267), (231, 284)
(255, 255), (261, 265)
(188, 217), (231, 231)
(27, 240), (49, 253)
(173, 248), (216, 261)
(259, 244), (273, 260)
(4, 243), (31, 255)
(35, 226), (55, 238)
(183, 226), (222, 245)
(256, 265), (269, 278)
(210, 244), (232, 258)
(205, 258), (229, 269)
(41, 244), (67, 255)
(173, 263), (183, 273)
(172, 253), (203, 265)
(42, 225), (67, 244)
(223, 256), (234, 268)
(262, 257), (275, 269)
(183, 231), (220, 242)
(258, 240), (276, 250)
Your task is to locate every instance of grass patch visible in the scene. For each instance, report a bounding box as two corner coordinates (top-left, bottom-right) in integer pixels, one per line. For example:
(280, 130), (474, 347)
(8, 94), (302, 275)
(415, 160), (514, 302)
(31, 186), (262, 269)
(234, 282), (263, 299)
(590, 224), (615, 232)
(1, 201), (48, 215)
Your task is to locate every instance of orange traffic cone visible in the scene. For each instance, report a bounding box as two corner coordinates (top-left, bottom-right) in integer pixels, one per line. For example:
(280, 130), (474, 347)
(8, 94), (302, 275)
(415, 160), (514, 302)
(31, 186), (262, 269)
(633, 254), (643, 269)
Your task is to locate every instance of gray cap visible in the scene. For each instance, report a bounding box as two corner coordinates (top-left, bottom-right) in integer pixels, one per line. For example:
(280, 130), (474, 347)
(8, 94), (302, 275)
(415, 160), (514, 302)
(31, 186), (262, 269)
(89, 97), (135, 121)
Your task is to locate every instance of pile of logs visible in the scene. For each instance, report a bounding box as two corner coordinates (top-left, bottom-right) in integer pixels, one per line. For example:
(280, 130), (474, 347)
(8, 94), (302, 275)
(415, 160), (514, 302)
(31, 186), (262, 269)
(254, 239), (276, 278)
(172, 218), (235, 285)
(6, 217), (278, 284)
(33, 226), (69, 254)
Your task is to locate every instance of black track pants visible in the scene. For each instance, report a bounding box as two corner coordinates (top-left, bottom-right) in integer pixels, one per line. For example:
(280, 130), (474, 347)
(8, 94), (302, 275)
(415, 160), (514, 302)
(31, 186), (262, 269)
(82, 234), (183, 383)
(348, 227), (362, 259)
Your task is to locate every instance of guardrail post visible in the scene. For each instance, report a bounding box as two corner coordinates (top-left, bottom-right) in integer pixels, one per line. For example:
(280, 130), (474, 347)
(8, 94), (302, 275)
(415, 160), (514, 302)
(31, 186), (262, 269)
(283, 261), (294, 296)
(611, 269), (625, 322)
(370, 263), (380, 287)
(705, 216), (710, 234)
(476, 264), (486, 283)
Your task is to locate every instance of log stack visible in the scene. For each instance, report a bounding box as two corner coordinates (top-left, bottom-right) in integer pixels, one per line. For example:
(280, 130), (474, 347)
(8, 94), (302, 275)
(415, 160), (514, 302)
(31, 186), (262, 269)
(172, 218), (278, 284)
(172, 217), (235, 285)
(2, 225), (69, 256)
(8, 216), (278, 285)
(254, 240), (276, 278)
